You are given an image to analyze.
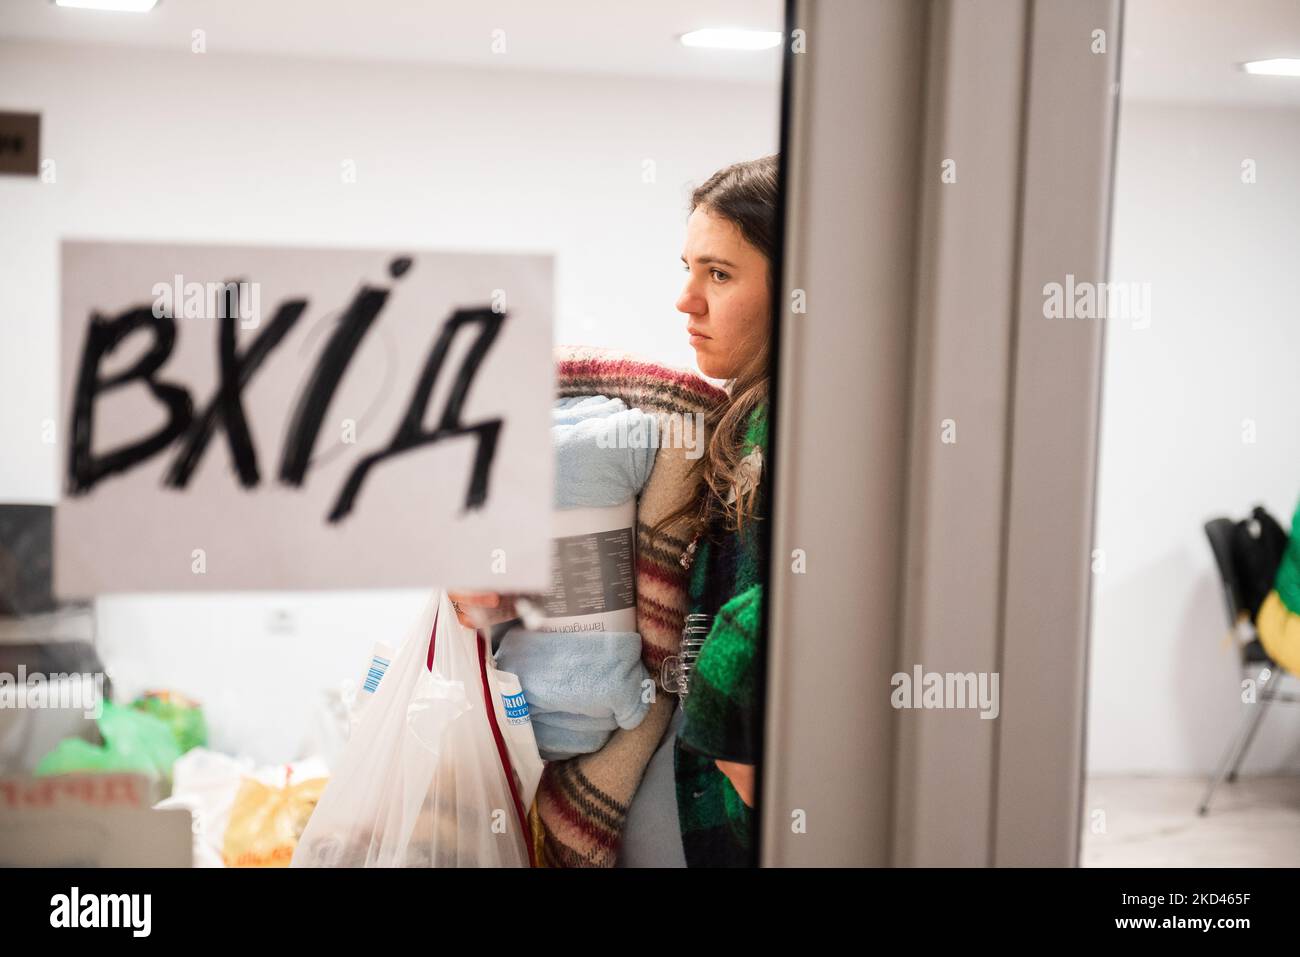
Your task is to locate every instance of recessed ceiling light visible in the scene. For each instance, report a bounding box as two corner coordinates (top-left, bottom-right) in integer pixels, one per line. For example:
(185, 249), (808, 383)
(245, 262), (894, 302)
(1241, 58), (1300, 76)
(680, 28), (782, 51)
(54, 0), (159, 11)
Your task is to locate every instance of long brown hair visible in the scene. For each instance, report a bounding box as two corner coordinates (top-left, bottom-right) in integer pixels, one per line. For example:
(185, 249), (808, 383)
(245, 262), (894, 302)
(653, 154), (778, 550)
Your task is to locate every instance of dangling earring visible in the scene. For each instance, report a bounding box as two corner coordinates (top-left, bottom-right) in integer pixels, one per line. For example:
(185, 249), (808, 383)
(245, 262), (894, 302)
(680, 529), (703, 570)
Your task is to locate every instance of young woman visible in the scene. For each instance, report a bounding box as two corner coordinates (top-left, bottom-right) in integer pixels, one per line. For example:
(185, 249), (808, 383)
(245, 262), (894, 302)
(452, 154), (778, 867)
(658, 154), (776, 866)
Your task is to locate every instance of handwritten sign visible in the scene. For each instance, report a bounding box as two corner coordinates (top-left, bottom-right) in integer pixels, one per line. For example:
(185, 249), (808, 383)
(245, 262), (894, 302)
(56, 241), (553, 595)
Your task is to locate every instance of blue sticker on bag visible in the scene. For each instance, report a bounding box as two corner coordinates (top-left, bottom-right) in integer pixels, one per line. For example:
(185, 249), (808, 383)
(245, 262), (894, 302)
(502, 690), (530, 724)
(363, 655), (391, 695)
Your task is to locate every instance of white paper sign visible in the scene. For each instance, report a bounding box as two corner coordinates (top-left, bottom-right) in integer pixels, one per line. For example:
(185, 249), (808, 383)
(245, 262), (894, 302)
(56, 241), (553, 595)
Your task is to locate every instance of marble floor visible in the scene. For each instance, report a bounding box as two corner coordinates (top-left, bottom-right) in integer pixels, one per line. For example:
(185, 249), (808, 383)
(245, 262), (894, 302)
(1081, 774), (1300, 867)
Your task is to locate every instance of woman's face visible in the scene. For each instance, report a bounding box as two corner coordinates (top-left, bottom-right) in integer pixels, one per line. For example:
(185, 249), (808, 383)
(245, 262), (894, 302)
(676, 205), (771, 380)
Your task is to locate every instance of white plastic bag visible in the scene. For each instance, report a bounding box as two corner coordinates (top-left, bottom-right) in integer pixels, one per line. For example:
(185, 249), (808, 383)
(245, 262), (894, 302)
(291, 590), (544, 867)
(154, 749), (331, 867)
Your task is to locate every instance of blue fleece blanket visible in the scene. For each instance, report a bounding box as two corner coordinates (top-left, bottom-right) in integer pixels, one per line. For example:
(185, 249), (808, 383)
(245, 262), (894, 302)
(552, 395), (657, 508)
(495, 630), (650, 761)
(496, 395), (658, 761)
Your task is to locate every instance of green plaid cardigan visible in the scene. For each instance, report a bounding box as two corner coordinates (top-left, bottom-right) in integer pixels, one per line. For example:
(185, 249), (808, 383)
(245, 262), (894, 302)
(674, 400), (768, 867)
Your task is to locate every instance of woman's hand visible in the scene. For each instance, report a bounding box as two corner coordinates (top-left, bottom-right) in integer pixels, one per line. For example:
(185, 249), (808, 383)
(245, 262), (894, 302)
(715, 759), (756, 807)
(446, 590), (506, 630)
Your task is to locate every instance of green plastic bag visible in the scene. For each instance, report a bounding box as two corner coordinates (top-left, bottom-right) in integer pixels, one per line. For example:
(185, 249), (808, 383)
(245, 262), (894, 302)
(35, 700), (182, 783)
(131, 690), (208, 754)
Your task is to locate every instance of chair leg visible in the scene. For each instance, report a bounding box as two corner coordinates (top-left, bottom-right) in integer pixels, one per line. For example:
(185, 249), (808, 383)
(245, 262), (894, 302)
(1227, 671), (1277, 783)
(1197, 668), (1276, 816)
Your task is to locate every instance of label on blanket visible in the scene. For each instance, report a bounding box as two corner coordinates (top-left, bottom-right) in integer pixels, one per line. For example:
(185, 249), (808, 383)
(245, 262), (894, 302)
(537, 502), (637, 634)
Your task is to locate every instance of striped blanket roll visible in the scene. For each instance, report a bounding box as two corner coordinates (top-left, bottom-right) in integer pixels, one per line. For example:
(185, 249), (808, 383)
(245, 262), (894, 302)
(530, 344), (726, 867)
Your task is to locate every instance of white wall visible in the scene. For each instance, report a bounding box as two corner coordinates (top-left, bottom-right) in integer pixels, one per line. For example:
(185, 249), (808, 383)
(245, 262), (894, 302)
(1089, 101), (1300, 775)
(1, 40), (779, 502)
(0, 40), (778, 764)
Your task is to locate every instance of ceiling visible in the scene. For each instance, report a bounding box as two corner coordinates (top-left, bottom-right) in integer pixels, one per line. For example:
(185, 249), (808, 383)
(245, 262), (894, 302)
(4, 0), (1300, 105)
(1123, 0), (1300, 106)
(0, 0), (784, 84)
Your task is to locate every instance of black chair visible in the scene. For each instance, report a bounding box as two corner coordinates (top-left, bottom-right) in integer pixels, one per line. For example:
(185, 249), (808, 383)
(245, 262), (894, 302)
(1198, 517), (1299, 815)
